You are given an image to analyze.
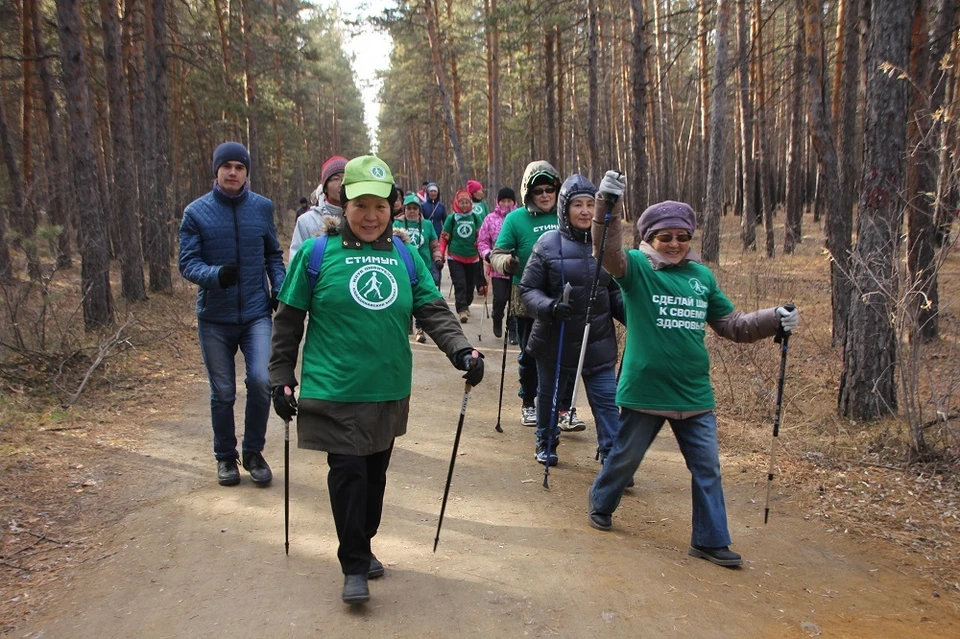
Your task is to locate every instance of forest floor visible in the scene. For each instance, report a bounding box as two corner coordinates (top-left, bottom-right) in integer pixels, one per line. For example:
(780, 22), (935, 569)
(2, 213), (959, 637)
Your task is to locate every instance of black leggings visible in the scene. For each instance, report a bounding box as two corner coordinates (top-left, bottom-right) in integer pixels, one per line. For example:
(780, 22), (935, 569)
(448, 259), (479, 313)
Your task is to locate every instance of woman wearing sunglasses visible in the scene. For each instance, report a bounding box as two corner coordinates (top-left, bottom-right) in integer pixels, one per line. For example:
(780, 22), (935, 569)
(585, 176), (799, 569)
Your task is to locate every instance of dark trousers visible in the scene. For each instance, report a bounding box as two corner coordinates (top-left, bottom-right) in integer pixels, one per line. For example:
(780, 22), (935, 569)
(326, 442), (394, 575)
(491, 278), (511, 324)
(515, 316), (538, 404)
(448, 259), (478, 313)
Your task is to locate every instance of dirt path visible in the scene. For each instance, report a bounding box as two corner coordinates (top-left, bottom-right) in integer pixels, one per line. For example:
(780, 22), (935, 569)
(14, 303), (960, 638)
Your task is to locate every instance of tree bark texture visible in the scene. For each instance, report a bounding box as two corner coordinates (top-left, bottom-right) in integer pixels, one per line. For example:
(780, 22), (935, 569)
(423, 0), (467, 185)
(803, 0), (849, 346)
(54, 0), (114, 328)
(839, 0), (912, 421)
(100, 0), (146, 302)
(736, 0), (757, 250)
(587, 0), (600, 180)
(629, 0), (649, 228)
(784, 0), (805, 253)
(702, 0), (731, 263)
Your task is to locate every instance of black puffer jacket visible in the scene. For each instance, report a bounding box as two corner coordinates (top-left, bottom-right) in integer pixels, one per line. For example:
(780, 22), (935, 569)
(519, 174), (624, 374)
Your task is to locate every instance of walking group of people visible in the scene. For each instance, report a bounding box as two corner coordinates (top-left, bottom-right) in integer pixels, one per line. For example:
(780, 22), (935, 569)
(178, 141), (800, 606)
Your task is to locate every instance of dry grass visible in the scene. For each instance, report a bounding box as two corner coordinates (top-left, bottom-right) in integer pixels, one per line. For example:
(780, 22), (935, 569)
(1, 211), (959, 632)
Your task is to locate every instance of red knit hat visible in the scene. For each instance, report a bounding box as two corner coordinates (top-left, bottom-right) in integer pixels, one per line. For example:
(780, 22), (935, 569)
(453, 189), (474, 213)
(466, 179), (483, 195)
(321, 156), (348, 191)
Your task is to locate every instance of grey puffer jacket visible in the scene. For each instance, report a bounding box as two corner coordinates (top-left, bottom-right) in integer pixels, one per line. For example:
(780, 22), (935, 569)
(519, 173), (624, 373)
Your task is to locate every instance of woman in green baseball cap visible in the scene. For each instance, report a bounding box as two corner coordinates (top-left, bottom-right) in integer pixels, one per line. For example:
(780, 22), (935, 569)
(269, 155), (485, 605)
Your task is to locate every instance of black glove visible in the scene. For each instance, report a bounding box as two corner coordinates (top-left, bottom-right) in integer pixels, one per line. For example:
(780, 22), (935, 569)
(218, 262), (239, 288)
(552, 300), (574, 321)
(271, 293), (280, 312)
(455, 348), (484, 387)
(434, 259), (444, 271)
(272, 385), (298, 421)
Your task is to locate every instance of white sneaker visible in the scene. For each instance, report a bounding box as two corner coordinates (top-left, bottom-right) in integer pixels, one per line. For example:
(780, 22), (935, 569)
(521, 405), (537, 426)
(558, 410), (587, 432)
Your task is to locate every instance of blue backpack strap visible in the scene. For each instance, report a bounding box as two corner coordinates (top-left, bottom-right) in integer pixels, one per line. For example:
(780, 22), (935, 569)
(393, 236), (419, 286)
(306, 234), (329, 291)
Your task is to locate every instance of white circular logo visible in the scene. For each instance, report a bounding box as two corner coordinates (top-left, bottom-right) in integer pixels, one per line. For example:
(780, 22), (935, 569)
(350, 264), (398, 310)
(456, 221), (474, 238)
(688, 278), (707, 296)
(370, 165), (386, 179)
(408, 229), (425, 248)
(472, 203), (483, 216)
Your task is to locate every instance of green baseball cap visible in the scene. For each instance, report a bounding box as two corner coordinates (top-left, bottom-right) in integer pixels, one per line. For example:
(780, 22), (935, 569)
(342, 155), (395, 200)
(402, 193), (421, 207)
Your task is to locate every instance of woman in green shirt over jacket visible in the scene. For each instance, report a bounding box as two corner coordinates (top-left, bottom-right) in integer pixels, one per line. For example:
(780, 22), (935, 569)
(586, 172), (799, 569)
(269, 156), (484, 605)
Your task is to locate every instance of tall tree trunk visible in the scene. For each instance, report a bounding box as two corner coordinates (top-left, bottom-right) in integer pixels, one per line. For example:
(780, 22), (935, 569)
(752, 0), (774, 256)
(702, 0), (732, 263)
(54, 0), (114, 328)
(101, 0), (146, 301)
(144, 0), (172, 292)
(698, 0), (710, 211)
(839, 0), (912, 421)
(833, 0), (860, 306)
(933, 0), (959, 246)
(587, 0), (600, 179)
(736, 0), (757, 250)
(803, 0), (849, 346)
(423, 0), (467, 185)
(545, 28), (557, 163)
(30, 3), (70, 266)
(629, 0), (649, 228)
(485, 0), (501, 193)
(784, 0), (805, 253)
(0, 88), (20, 277)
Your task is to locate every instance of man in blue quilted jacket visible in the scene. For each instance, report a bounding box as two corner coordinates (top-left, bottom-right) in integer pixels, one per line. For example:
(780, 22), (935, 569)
(178, 142), (286, 487)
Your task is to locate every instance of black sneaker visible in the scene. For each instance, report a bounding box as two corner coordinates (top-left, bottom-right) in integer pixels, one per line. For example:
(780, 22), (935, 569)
(493, 317), (503, 338)
(217, 457), (240, 486)
(688, 545), (743, 567)
(587, 488), (612, 531)
(242, 451), (273, 486)
(341, 573), (370, 604)
(509, 331), (518, 345)
(368, 554), (384, 579)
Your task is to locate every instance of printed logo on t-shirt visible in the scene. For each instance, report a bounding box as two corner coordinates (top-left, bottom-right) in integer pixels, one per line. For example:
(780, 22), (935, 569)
(407, 228), (425, 248)
(532, 224), (559, 233)
(349, 264), (398, 310)
(688, 278), (707, 296)
(472, 203), (484, 216)
(456, 221), (474, 238)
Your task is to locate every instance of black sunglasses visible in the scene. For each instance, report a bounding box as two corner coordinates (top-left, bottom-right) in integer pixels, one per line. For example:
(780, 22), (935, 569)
(652, 232), (692, 243)
(531, 186), (557, 196)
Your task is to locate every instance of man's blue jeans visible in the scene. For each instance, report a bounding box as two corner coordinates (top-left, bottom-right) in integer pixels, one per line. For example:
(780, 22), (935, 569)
(198, 316), (272, 460)
(535, 361), (619, 456)
(590, 409), (732, 548)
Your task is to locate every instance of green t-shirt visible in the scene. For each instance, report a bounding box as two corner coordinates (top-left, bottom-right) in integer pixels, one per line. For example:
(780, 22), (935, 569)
(393, 218), (438, 267)
(471, 200), (489, 222)
(493, 206), (559, 284)
(278, 236), (442, 402)
(615, 250), (735, 411)
(442, 212), (482, 258)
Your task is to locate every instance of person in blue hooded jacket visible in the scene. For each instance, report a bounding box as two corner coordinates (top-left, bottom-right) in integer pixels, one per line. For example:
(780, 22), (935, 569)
(178, 141), (286, 488)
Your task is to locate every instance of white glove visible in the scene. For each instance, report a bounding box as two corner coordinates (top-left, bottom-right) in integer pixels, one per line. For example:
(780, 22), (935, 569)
(598, 170), (626, 201)
(776, 306), (799, 332)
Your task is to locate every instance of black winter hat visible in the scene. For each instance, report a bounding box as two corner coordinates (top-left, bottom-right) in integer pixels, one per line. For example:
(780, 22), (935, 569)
(212, 142), (250, 176)
(497, 186), (517, 203)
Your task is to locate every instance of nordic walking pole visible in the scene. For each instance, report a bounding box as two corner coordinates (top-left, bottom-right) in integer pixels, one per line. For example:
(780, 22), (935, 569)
(434, 380), (473, 551)
(478, 277), (488, 342)
(494, 299), (511, 433)
(543, 282), (573, 489)
(284, 417), (290, 555)
(569, 172), (622, 425)
(764, 303), (795, 525)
